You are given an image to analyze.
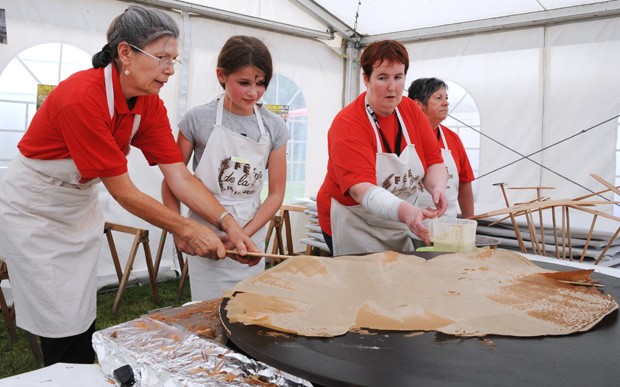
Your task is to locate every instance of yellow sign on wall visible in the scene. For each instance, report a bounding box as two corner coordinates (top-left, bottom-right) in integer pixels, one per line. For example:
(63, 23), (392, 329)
(37, 84), (57, 110)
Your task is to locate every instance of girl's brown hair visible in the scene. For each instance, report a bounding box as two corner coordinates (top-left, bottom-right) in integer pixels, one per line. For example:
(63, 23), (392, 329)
(217, 35), (273, 89)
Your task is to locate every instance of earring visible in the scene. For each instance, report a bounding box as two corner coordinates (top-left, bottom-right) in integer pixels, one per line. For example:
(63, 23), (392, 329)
(124, 68), (129, 76)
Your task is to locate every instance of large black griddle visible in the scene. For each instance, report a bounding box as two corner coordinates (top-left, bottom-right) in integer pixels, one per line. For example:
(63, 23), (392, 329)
(221, 253), (620, 386)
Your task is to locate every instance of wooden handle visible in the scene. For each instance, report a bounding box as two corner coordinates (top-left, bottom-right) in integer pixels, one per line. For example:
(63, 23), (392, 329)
(225, 250), (294, 260)
(558, 280), (603, 287)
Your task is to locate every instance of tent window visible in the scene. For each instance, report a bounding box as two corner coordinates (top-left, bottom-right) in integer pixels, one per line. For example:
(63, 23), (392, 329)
(0, 43), (90, 173)
(262, 73), (307, 203)
(443, 81), (481, 198)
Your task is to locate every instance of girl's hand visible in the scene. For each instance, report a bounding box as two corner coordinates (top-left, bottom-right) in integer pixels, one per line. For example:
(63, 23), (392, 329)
(220, 223), (262, 266)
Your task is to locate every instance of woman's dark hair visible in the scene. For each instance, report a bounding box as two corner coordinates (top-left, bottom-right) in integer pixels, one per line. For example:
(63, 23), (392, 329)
(408, 77), (448, 105)
(360, 40), (409, 78)
(217, 35), (273, 89)
(92, 4), (179, 68)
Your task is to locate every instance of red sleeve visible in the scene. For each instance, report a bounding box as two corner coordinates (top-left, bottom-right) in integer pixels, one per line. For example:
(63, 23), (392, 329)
(442, 125), (475, 183)
(19, 67), (182, 180)
(317, 94), (377, 235)
(131, 97), (183, 166)
(56, 86), (129, 178)
(19, 70), (131, 179)
(329, 115), (377, 197)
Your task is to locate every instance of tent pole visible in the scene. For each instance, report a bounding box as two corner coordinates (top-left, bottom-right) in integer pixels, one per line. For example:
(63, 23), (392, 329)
(343, 41), (360, 106)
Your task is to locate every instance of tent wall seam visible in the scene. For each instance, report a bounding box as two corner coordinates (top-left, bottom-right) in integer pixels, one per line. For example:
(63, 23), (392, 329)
(540, 25), (548, 188)
(125, 0), (334, 41)
(178, 10), (190, 119)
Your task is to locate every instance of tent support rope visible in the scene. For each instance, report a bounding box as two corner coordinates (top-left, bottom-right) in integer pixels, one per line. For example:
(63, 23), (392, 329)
(449, 113), (620, 204)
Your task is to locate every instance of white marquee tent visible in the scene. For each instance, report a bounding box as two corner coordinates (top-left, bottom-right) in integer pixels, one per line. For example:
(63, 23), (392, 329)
(1, 0), (620, 284)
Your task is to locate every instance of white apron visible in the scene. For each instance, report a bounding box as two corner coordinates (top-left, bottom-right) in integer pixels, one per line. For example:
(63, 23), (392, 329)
(416, 125), (459, 219)
(0, 64), (140, 337)
(187, 97), (270, 301)
(331, 99), (425, 256)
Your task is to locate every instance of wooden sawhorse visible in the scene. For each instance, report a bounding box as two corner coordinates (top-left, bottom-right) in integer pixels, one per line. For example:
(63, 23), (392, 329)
(1, 258), (44, 362)
(264, 204), (306, 265)
(0, 259), (16, 342)
(104, 222), (159, 313)
(153, 229), (187, 303)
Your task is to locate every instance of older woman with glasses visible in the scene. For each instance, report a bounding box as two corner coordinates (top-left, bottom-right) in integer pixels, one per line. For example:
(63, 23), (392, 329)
(0, 4), (258, 366)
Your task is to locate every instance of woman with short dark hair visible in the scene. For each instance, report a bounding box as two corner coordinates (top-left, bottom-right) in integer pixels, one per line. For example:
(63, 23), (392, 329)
(408, 77), (475, 218)
(317, 40), (448, 256)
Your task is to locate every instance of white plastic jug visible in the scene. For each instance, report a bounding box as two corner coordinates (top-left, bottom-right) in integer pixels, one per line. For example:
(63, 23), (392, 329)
(429, 218), (478, 252)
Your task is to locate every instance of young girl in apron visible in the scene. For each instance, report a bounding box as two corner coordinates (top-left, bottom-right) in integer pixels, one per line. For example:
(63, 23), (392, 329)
(162, 36), (290, 300)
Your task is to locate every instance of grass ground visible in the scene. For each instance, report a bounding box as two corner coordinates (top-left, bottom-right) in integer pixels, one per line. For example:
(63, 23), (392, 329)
(0, 277), (191, 379)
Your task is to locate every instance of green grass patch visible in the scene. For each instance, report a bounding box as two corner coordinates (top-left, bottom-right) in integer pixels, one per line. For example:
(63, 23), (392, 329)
(0, 277), (191, 378)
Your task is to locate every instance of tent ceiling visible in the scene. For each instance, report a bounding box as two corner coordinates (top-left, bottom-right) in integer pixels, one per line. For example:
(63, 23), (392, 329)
(310, 0), (614, 36)
(142, 1), (620, 46)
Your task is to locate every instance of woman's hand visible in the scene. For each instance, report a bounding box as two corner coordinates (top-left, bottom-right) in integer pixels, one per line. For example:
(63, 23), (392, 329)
(220, 234), (262, 266)
(422, 163), (448, 217)
(175, 221), (226, 259)
(399, 203), (438, 245)
(219, 215), (262, 266)
(172, 233), (194, 256)
(430, 190), (448, 217)
(174, 224), (261, 266)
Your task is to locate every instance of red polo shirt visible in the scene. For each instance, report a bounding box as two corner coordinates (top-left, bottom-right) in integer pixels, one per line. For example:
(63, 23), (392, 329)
(18, 65), (182, 180)
(317, 93), (443, 236)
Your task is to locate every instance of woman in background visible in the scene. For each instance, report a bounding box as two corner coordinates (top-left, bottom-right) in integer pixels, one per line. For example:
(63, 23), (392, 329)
(408, 77), (475, 218)
(162, 35), (289, 300)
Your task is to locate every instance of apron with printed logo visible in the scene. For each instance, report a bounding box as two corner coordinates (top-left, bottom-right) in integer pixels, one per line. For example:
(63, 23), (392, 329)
(0, 64), (140, 337)
(416, 125), (459, 219)
(330, 98), (425, 256)
(187, 97), (270, 301)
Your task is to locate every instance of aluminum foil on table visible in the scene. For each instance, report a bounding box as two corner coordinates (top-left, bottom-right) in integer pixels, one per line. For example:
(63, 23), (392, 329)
(93, 316), (312, 386)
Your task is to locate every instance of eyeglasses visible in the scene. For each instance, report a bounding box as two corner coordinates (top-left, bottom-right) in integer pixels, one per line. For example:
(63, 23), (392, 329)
(129, 44), (182, 68)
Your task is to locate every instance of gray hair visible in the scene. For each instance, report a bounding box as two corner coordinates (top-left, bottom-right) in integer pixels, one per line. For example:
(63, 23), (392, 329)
(407, 77), (448, 105)
(92, 4), (179, 68)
